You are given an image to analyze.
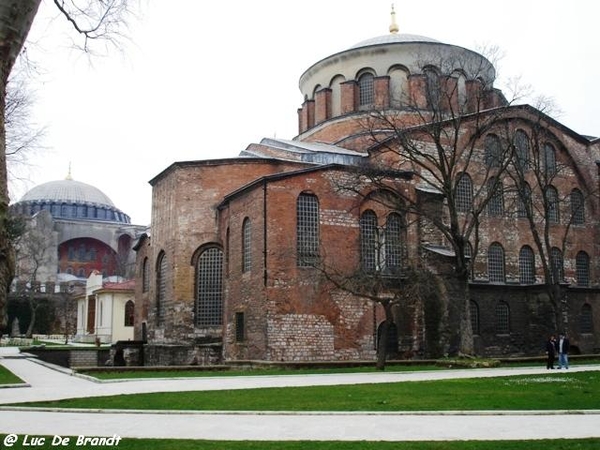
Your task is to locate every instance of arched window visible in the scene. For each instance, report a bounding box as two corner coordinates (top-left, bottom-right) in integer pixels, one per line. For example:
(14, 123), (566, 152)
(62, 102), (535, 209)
(330, 75), (345, 117)
(456, 173), (473, 213)
(470, 300), (480, 335)
(242, 218), (252, 273)
(514, 130), (530, 172)
(195, 247), (223, 326)
(576, 251), (590, 287)
(484, 134), (502, 168)
(488, 243), (505, 283)
(389, 67), (409, 108)
(550, 247), (564, 284)
(384, 212), (405, 275)
(77, 268), (86, 278)
(495, 301), (510, 334)
(360, 210), (378, 272)
(543, 143), (556, 176)
(156, 252), (167, 325)
(580, 304), (593, 333)
(545, 186), (559, 224)
(517, 182), (531, 218)
(124, 300), (135, 327)
(519, 246), (535, 284)
(424, 67), (440, 110)
(142, 257), (149, 293)
(296, 193), (319, 267)
(487, 177), (504, 216)
(358, 72), (374, 107)
(570, 188), (585, 225)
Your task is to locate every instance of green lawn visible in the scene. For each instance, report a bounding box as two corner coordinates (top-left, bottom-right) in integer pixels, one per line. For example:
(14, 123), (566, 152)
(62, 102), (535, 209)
(17, 371), (600, 411)
(0, 364), (24, 385)
(0, 437), (598, 450)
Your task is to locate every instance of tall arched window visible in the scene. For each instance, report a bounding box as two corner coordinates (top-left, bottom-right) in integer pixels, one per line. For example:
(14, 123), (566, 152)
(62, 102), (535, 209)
(519, 246), (535, 284)
(330, 75), (345, 117)
(516, 182), (531, 218)
(358, 72), (374, 107)
(550, 247), (564, 284)
(456, 172), (473, 213)
(570, 188), (585, 225)
(576, 251), (590, 287)
(484, 134), (501, 168)
(514, 130), (530, 172)
(242, 218), (252, 273)
(142, 257), (149, 293)
(545, 186), (559, 224)
(487, 178), (504, 216)
(124, 300), (135, 327)
(384, 212), (405, 275)
(470, 300), (480, 335)
(543, 143), (556, 176)
(156, 251), (167, 326)
(495, 301), (510, 334)
(424, 67), (440, 110)
(360, 210), (378, 272)
(488, 243), (505, 283)
(195, 247), (223, 326)
(580, 304), (593, 333)
(297, 193), (319, 267)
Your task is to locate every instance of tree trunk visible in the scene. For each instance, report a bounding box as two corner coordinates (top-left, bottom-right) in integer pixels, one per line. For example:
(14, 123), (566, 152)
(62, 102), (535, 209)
(444, 272), (473, 356)
(25, 298), (35, 338)
(0, 0), (42, 329)
(376, 301), (394, 371)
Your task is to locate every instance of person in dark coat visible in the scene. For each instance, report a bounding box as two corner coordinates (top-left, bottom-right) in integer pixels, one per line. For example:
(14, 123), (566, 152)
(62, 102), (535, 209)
(545, 335), (556, 369)
(557, 333), (570, 369)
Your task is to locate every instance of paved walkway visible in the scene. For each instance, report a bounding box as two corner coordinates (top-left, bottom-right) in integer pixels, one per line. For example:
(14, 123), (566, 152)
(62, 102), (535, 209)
(1, 347), (600, 441)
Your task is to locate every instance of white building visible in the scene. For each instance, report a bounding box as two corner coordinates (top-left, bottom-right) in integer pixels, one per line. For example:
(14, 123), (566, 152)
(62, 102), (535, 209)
(75, 271), (135, 343)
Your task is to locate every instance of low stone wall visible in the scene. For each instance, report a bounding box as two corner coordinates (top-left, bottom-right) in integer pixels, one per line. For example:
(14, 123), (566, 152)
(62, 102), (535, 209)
(25, 347), (110, 368)
(267, 314), (335, 361)
(144, 343), (222, 366)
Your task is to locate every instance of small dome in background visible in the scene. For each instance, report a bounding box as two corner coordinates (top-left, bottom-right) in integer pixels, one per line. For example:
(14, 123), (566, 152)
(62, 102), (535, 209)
(20, 179), (116, 208)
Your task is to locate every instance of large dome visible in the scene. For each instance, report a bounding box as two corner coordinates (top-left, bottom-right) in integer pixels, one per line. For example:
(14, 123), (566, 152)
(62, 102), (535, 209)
(13, 178), (131, 224)
(349, 33), (441, 49)
(20, 179), (115, 207)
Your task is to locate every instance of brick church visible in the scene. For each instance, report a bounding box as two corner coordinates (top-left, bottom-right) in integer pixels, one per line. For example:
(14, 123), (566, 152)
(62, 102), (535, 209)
(134, 10), (600, 365)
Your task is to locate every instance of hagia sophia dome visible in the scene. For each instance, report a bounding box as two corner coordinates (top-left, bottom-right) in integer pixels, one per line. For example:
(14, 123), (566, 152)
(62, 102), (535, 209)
(12, 176), (131, 224)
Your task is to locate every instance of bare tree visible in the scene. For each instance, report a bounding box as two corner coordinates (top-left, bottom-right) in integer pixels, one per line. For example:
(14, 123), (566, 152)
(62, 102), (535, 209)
(0, 0), (135, 330)
(13, 210), (55, 337)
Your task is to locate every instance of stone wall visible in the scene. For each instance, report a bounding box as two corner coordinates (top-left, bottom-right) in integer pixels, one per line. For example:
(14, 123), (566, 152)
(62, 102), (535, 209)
(267, 314), (335, 361)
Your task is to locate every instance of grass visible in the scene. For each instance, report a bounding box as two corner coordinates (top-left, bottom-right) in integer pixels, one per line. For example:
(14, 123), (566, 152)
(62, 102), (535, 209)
(16, 371), (600, 411)
(0, 364), (24, 385)
(1, 437), (599, 449)
(80, 364), (443, 380)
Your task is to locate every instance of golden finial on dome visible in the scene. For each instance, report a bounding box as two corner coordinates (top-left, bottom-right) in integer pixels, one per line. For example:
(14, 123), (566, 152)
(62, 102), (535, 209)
(66, 162), (73, 180)
(389, 4), (399, 34)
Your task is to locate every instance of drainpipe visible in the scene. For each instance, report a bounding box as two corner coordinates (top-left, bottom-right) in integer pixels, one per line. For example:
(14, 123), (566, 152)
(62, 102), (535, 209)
(263, 179), (268, 288)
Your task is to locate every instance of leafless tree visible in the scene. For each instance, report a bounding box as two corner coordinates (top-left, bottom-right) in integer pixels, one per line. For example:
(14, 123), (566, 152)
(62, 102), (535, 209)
(0, 0), (136, 330)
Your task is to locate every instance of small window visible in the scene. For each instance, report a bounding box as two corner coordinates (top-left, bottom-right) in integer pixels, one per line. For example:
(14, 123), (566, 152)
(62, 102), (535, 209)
(570, 189), (585, 225)
(360, 210), (378, 272)
(576, 251), (590, 287)
(543, 143), (556, 176)
(495, 301), (510, 334)
(488, 243), (505, 283)
(484, 134), (502, 168)
(235, 312), (245, 342)
(487, 178), (504, 216)
(358, 73), (374, 107)
(456, 173), (473, 213)
(545, 186), (559, 224)
(297, 193), (320, 267)
(580, 304), (593, 333)
(514, 130), (530, 172)
(517, 182), (531, 219)
(242, 218), (252, 273)
(519, 246), (535, 284)
(156, 252), (167, 326)
(124, 300), (135, 327)
(142, 257), (149, 293)
(550, 247), (564, 284)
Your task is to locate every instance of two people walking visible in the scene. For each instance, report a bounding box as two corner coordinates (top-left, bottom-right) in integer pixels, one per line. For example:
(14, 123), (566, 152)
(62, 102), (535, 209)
(546, 333), (570, 369)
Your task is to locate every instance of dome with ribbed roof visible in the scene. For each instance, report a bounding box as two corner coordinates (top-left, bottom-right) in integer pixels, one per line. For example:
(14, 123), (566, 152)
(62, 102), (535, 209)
(13, 178), (130, 224)
(349, 33), (441, 49)
(21, 179), (115, 207)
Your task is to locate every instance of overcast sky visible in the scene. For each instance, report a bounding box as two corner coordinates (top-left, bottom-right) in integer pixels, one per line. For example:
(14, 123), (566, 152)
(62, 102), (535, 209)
(8, 0), (600, 225)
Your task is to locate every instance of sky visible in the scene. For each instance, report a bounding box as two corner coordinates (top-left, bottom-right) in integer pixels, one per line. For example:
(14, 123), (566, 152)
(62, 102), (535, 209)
(8, 0), (600, 226)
